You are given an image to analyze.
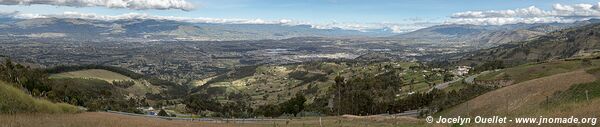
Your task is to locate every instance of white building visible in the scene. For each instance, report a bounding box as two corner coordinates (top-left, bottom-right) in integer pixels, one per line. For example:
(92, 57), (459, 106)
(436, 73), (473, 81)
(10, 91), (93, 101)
(453, 66), (471, 76)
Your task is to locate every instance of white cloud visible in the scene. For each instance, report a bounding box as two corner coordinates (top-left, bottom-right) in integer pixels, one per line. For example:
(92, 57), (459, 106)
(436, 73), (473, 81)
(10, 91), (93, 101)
(310, 22), (437, 33)
(0, 10), (19, 16)
(447, 2), (600, 25)
(0, 0), (195, 11)
(9, 11), (289, 24)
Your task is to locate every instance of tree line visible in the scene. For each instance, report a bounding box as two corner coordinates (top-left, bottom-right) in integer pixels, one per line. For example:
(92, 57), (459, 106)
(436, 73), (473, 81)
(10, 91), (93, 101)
(184, 93), (306, 118)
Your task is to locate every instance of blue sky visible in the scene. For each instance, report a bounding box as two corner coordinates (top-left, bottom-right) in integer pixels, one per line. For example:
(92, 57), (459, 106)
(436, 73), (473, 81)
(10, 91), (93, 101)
(2, 0), (600, 32)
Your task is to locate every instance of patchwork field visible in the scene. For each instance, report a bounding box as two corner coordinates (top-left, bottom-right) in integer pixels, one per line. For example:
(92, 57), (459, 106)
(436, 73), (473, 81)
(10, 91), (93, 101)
(0, 81), (79, 114)
(194, 61), (443, 105)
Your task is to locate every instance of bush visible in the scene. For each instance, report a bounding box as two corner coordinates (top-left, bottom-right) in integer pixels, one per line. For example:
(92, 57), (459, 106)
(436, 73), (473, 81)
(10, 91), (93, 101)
(255, 104), (281, 117)
(158, 109), (169, 117)
(112, 80), (135, 88)
(279, 94), (306, 117)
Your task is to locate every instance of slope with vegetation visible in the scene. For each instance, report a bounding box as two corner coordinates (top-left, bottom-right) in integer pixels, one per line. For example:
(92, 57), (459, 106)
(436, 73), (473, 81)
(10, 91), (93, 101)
(391, 20), (600, 48)
(474, 59), (600, 84)
(0, 59), (182, 114)
(0, 81), (79, 114)
(419, 20), (600, 126)
(439, 69), (597, 117)
(185, 60), (459, 117)
(459, 22), (600, 67)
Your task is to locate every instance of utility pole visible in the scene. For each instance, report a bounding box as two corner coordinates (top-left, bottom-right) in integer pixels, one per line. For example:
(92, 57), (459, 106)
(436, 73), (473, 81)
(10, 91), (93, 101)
(466, 101), (469, 116)
(586, 90), (590, 104)
(319, 117), (323, 127)
(505, 93), (509, 116)
(546, 95), (549, 108)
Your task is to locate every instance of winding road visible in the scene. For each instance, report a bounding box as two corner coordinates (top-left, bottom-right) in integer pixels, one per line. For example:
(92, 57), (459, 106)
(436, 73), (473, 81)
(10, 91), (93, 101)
(427, 70), (494, 92)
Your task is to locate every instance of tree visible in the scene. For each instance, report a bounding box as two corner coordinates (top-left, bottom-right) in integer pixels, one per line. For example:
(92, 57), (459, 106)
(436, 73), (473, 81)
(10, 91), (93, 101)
(0, 58), (52, 97)
(280, 93), (306, 117)
(582, 59), (592, 66)
(443, 73), (453, 82)
(256, 104), (281, 117)
(183, 94), (221, 114)
(333, 75), (345, 115)
(158, 109), (169, 117)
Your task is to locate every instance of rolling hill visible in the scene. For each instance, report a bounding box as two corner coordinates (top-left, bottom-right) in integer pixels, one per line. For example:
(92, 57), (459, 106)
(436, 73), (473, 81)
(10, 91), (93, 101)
(50, 69), (133, 82)
(49, 69), (163, 99)
(0, 81), (79, 114)
(46, 68), (192, 101)
(192, 61), (443, 108)
(474, 59), (600, 84)
(434, 58), (600, 127)
(440, 69), (597, 116)
(0, 17), (394, 41)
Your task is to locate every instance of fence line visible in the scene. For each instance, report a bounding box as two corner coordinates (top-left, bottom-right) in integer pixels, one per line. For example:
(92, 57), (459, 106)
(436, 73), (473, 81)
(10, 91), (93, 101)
(106, 111), (288, 123)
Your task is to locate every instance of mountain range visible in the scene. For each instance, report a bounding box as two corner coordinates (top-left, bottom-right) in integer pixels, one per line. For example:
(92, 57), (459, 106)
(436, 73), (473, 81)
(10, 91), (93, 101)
(392, 19), (600, 48)
(2, 16), (600, 48)
(0, 17), (396, 41)
(456, 21), (600, 66)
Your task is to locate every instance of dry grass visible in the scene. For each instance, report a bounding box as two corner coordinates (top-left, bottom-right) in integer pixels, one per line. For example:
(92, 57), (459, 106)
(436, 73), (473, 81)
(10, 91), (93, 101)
(476, 59), (600, 83)
(0, 81), (79, 114)
(440, 70), (597, 117)
(49, 69), (133, 82)
(0, 112), (426, 127)
(464, 94), (600, 127)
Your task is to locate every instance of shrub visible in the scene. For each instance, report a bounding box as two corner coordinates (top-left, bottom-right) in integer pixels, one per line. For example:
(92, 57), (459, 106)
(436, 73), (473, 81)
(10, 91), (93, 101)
(158, 109), (169, 117)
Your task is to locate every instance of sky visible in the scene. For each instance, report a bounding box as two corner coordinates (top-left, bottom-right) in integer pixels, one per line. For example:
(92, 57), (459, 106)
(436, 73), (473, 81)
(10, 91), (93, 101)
(1, 0), (600, 32)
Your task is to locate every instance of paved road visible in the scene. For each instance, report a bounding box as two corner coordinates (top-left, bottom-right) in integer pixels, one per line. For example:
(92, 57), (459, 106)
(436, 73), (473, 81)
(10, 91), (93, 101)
(464, 70), (494, 84)
(427, 78), (461, 92)
(427, 70), (495, 92)
(392, 110), (420, 117)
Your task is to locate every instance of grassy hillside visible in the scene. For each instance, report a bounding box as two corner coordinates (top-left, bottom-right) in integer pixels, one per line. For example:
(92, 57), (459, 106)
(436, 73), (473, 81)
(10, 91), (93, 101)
(49, 69), (162, 99)
(0, 81), (79, 114)
(438, 79), (600, 126)
(50, 69), (133, 82)
(438, 69), (597, 117)
(475, 59), (600, 84)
